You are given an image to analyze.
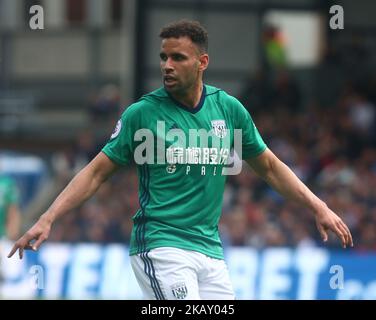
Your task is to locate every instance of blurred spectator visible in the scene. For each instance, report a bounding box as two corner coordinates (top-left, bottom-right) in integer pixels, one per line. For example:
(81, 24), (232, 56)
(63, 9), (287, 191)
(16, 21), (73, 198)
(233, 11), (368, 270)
(221, 205), (251, 246)
(270, 69), (301, 113)
(88, 84), (121, 129)
(52, 129), (102, 181)
(262, 25), (287, 70)
(348, 93), (375, 139)
(239, 68), (301, 115)
(239, 69), (271, 115)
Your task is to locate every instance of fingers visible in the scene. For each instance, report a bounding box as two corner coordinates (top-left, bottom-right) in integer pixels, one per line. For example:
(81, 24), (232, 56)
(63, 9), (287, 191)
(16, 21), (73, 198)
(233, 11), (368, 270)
(328, 221), (346, 248)
(8, 242), (30, 259)
(7, 244), (19, 258)
(319, 223), (353, 249)
(338, 221), (353, 248)
(332, 220), (353, 249)
(32, 237), (46, 251)
(341, 222), (353, 247)
(316, 223), (328, 242)
(7, 234), (43, 259)
(19, 247), (24, 259)
(346, 226), (354, 247)
(316, 208), (354, 248)
(337, 226), (347, 248)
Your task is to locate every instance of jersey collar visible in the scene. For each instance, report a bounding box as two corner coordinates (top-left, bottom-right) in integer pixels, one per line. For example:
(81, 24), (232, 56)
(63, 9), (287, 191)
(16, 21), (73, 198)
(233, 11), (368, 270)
(166, 85), (206, 114)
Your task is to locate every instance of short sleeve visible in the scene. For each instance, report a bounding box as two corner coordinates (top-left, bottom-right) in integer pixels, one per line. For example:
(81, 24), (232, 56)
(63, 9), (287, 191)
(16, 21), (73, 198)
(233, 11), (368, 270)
(101, 106), (138, 166)
(232, 97), (267, 159)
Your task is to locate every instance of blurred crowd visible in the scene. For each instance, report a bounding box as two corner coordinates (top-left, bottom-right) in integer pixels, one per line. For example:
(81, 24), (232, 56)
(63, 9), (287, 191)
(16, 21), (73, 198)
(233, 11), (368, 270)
(45, 71), (376, 251)
(223, 72), (376, 250)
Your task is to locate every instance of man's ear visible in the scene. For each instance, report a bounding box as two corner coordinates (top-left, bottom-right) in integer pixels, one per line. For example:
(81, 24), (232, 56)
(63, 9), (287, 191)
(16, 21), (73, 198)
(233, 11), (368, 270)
(198, 54), (209, 71)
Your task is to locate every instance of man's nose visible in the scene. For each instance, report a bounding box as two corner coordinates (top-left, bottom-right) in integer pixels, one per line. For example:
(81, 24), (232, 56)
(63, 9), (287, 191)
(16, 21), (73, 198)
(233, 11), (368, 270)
(163, 58), (174, 71)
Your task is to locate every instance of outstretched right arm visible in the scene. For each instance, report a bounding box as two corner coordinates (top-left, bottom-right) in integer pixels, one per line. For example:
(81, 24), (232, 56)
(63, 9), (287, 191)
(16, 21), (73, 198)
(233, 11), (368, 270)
(8, 152), (120, 259)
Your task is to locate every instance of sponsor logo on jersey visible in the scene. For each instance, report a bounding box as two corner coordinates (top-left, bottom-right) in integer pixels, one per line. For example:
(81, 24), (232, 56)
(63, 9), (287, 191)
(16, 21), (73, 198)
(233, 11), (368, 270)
(110, 120), (122, 139)
(211, 120), (227, 138)
(166, 147), (229, 165)
(171, 282), (188, 299)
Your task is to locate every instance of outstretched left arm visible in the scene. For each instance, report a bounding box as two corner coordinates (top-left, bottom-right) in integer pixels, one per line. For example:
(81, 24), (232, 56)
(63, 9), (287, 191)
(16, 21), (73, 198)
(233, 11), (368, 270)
(246, 148), (353, 248)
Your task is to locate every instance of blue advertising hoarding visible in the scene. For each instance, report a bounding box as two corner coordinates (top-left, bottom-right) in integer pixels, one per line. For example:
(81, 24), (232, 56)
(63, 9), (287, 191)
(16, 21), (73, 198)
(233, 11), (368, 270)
(1, 243), (375, 299)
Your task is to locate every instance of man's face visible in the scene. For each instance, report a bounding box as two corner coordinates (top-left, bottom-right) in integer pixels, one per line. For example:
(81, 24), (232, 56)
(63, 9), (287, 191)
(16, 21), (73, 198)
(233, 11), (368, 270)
(160, 36), (208, 94)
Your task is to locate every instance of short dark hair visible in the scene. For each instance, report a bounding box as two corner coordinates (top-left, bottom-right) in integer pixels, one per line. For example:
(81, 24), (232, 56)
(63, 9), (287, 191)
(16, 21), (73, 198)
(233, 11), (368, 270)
(159, 20), (208, 53)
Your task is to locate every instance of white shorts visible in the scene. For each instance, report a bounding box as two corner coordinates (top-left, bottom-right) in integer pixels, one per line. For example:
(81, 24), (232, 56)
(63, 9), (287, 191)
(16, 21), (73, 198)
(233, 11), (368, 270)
(130, 247), (235, 300)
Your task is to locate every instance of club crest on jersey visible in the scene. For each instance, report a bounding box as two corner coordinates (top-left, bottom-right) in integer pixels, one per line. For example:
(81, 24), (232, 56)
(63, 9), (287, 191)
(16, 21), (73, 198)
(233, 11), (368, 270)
(110, 120), (122, 139)
(171, 282), (188, 299)
(211, 120), (227, 138)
